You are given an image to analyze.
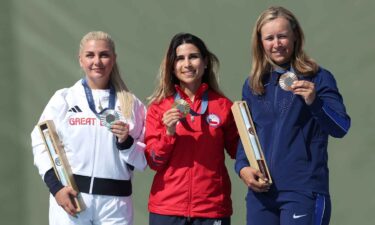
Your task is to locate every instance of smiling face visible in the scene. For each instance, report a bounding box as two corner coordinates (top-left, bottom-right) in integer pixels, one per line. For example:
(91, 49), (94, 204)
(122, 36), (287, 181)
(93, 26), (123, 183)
(260, 17), (295, 66)
(173, 43), (207, 92)
(79, 39), (116, 89)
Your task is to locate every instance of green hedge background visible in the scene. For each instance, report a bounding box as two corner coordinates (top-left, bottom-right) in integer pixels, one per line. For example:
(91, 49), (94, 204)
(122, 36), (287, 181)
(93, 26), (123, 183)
(1, 0), (374, 224)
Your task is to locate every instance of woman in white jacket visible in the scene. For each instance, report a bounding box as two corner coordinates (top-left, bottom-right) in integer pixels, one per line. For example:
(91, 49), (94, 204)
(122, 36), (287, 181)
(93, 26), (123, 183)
(31, 31), (147, 225)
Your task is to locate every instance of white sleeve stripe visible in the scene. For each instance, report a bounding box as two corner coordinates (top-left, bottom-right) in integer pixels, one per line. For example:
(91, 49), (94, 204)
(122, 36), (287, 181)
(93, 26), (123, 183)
(322, 106), (349, 133)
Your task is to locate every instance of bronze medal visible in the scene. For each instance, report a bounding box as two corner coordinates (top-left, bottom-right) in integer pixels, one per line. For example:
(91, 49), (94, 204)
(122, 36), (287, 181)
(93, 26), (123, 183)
(279, 71), (298, 91)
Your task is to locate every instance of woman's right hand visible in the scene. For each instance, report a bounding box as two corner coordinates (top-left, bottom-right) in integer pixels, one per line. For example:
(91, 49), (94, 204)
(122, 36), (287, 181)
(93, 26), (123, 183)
(162, 108), (181, 136)
(55, 186), (78, 216)
(239, 166), (271, 192)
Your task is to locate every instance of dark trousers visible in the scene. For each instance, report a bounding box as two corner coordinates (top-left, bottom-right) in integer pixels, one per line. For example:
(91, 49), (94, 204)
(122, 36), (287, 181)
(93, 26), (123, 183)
(149, 212), (230, 225)
(246, 190), (331, 225)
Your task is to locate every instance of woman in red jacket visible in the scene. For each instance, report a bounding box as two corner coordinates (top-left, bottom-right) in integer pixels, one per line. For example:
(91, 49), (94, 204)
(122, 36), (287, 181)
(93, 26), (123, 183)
(145, 33), (239, 225)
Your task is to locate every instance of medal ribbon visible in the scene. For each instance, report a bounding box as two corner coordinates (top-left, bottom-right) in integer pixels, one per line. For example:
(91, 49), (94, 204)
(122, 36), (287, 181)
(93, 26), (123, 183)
(174, 90), (208, 116)
(273, 65), (297, 75)
(81, 78), (116, 117)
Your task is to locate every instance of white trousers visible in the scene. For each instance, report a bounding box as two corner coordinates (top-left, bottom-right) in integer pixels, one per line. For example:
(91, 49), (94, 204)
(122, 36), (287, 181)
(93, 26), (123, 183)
(49, 193), (134, 225)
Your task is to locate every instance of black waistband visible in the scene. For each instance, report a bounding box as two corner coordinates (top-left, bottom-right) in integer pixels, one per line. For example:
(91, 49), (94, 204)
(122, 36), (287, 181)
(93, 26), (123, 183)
(73, 174), (132, 197)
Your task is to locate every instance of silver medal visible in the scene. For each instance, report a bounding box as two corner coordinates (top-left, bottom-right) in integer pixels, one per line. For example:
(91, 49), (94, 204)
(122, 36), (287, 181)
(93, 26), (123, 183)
(100, 109), (120, 128)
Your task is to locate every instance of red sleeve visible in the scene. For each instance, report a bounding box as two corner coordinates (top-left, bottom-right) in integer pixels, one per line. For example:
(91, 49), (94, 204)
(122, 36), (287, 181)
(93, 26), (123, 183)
(144, 102), (176, 171)
(222, 100), (239, 159)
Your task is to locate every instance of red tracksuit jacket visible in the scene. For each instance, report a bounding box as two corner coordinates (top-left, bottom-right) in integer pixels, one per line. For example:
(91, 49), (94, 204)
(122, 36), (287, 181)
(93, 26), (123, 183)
(145, 84), (239, 218)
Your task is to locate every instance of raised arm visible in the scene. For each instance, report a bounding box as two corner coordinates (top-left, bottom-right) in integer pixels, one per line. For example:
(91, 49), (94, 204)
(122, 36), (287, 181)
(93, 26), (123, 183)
(144, 104), (177, 172)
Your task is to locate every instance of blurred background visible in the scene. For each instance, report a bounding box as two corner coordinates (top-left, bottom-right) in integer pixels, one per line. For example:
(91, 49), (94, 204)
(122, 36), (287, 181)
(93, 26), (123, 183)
(1, 0), (374, 224)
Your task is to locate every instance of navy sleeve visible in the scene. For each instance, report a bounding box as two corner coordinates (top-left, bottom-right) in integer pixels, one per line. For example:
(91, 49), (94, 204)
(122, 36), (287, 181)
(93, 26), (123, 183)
(308, 69), (351, 138)
(44, 168), (64, 196)
(234, 78), (252, 176)
(234, 140), (250, 176)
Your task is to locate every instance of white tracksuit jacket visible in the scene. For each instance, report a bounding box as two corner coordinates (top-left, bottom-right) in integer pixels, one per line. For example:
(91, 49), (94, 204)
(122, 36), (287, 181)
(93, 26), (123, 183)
(30, 80), (147, 224)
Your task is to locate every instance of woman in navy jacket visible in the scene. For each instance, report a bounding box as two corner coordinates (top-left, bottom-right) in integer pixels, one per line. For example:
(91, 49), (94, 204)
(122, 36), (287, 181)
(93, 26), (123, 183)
(235, 6), (350, 225)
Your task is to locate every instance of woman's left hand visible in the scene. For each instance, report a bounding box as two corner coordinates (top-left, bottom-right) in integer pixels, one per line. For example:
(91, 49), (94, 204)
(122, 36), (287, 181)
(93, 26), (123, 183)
(111, 121), (129, 143)
(291, 80), (316, 105)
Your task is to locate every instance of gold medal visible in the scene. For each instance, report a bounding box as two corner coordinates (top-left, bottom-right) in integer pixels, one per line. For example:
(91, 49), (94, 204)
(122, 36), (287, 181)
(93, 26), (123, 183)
(172, 99), (190, 118)
(100, 109), (120, 128)
(279, 71), (298, 91)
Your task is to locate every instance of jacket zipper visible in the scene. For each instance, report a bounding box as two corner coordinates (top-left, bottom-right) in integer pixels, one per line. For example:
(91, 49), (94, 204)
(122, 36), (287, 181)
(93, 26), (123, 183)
(89, 112), (100, 194)
(187, 166), (193, 219)
(269, 83), (280, 174)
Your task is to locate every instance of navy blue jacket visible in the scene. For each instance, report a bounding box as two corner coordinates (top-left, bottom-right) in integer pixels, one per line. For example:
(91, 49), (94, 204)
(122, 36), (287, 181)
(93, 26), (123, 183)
(234, 67), (350, 194)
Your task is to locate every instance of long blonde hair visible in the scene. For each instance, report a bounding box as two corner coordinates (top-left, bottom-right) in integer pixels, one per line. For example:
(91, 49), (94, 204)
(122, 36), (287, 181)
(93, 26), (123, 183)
(79, 31), (134, 118)
(148, 33), (223, 105)
(250, 6), (318, 95)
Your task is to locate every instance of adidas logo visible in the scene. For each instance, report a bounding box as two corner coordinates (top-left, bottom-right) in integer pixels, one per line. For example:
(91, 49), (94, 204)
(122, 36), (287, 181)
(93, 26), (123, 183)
(68, 106), (82, 113)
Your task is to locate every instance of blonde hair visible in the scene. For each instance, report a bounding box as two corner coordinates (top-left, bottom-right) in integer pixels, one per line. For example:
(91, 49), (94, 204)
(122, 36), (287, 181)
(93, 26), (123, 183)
(250, 6), (318, 95)
(148, 33), (223, 104)
(79, 31), (134, 118)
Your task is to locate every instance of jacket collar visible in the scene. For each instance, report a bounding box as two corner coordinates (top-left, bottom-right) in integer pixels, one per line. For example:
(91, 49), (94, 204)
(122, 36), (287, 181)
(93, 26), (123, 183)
(174, 83), (209, 102)
(270, 63), (292, 86)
